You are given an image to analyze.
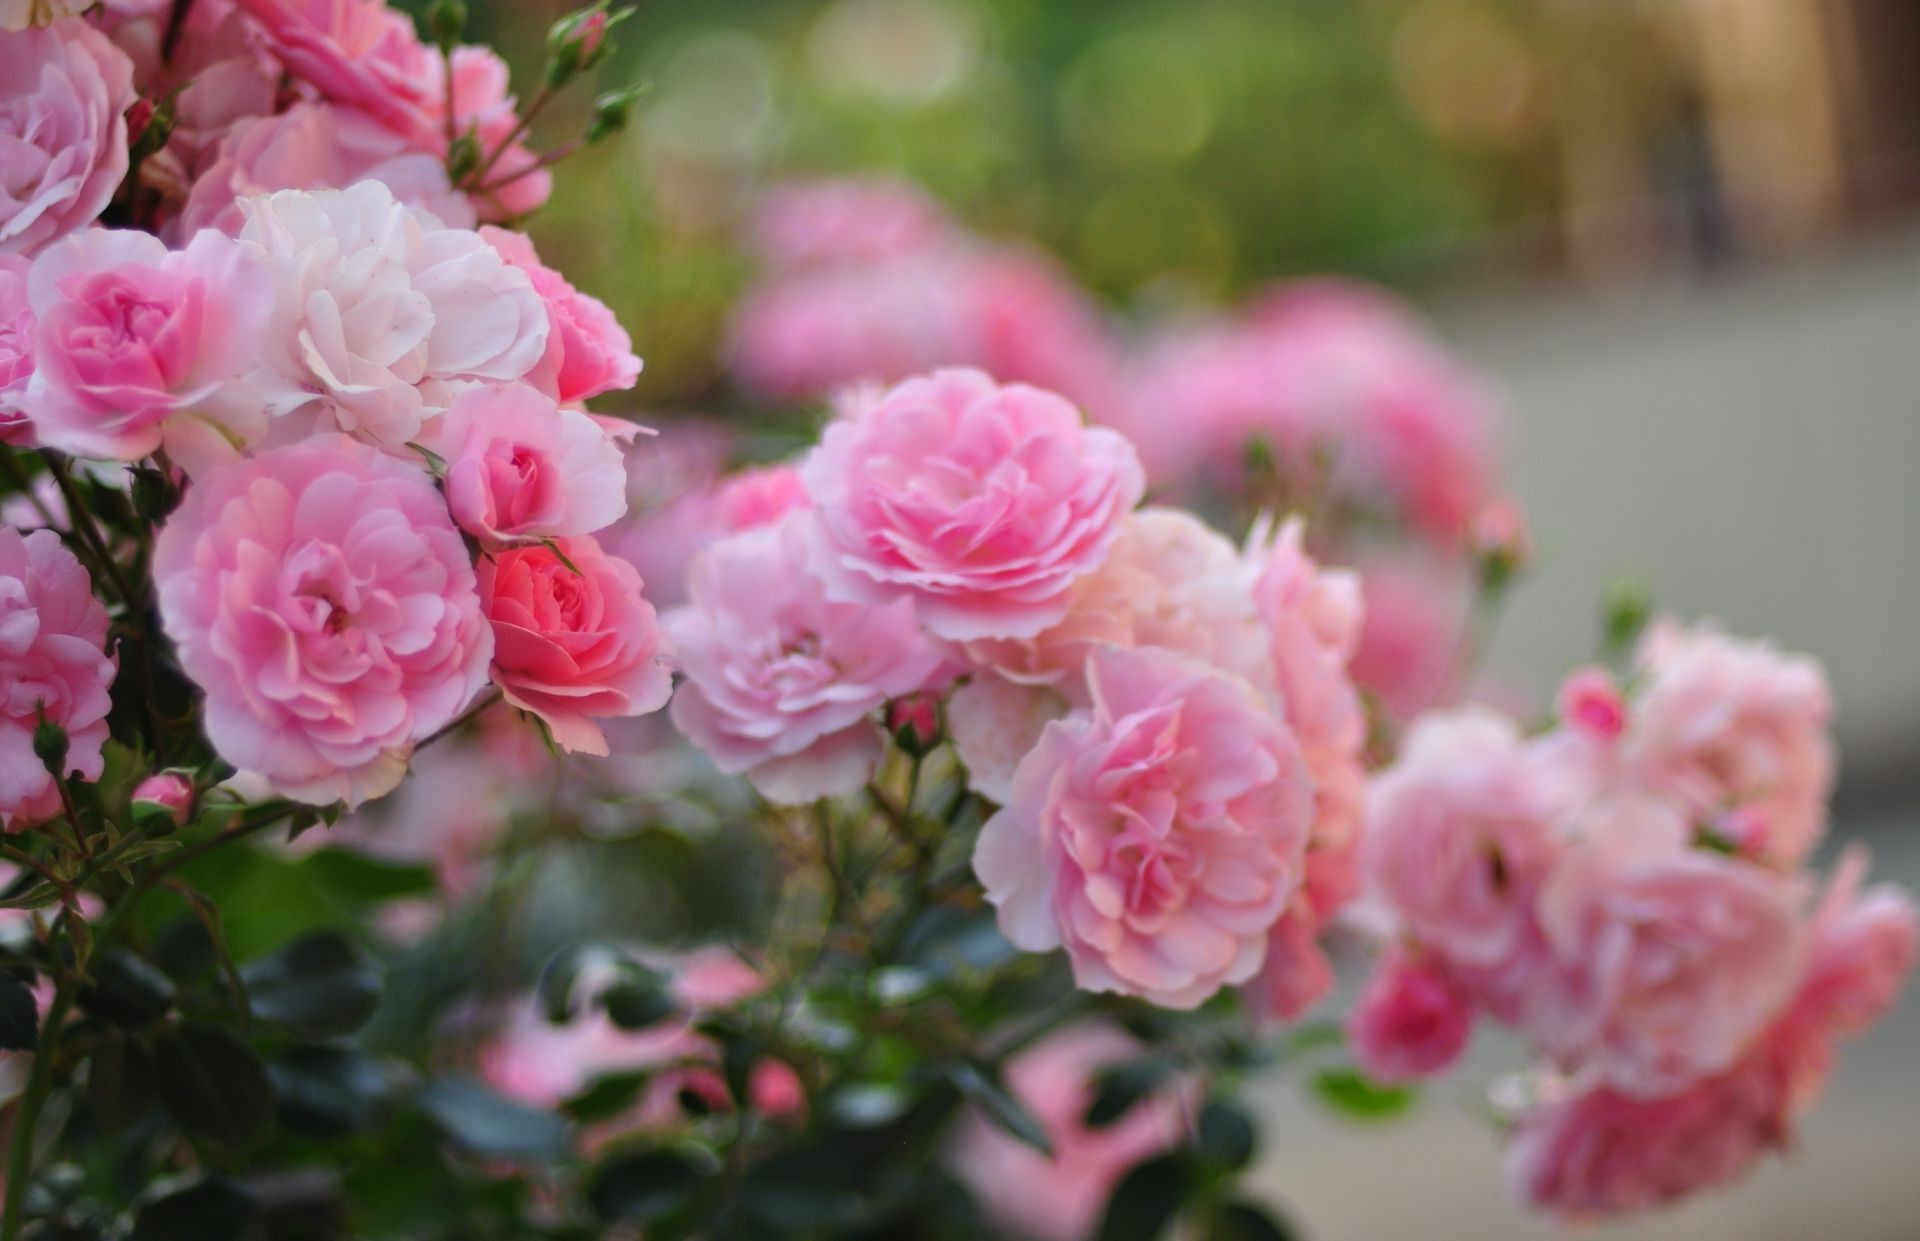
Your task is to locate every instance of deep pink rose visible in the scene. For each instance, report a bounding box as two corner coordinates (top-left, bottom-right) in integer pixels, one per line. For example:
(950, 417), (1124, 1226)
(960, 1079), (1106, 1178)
(1624, 621), (1835, 866)
(235, 182), (548, 451)
(0, 20), (136, 257)
(1534, 798), (1804, 1097)
(948, 1023), (1191, 1241)
(1362, 709), (1562, 979)
(802, 368), (1144, 641)
(0, 255), (33, 441)
(479, 227), (640, 404)
(21, 228), (271, 461)
(974, 645), (1313, 1009)
(477, 536), (671, 758)
(154, 435), (493, 807)
(751, 177), (951, 272)
(1349, 950), (1473, 1083)
(0, 528), (114, 829)
(666, 512), (947, 803)
(179, 102), (475, 238)
(232, 0), (439, 139)
(434, 383), (627, 546)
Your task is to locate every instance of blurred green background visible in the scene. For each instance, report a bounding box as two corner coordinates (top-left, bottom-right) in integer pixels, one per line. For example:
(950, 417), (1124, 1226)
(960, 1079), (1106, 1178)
(425, 0), (1920, 408)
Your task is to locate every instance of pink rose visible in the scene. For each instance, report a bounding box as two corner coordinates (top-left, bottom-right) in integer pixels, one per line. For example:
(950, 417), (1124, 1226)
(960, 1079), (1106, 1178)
(597, 421), (733, 612)
(1533, 798), (1804, 1096)
(0, 20), (136, 257)
(2, 1), (99, 30)
(1624, 622), (1835, 866)
(0, 255), (34, 441)
(479, 227), (640, 404)
(974, 645), (1312, 1009)
(666, 512), (947, 803)
(1362, 709), (1562, 979)
(751, 177), (952, 272)
(476, 536), (672, 758)
(130, 771), (195, 827)
(435, 383), (627, 545)
(946, 674), (1066, 804)
(236, 182), (548, 451)
(1794, 846), (1917, 1042)
(1349, 950), (1473, 1083)
(1556, 665), (1625, 740)
(0, 528), (114, 829)
(232, 0), (440, 140)
(948, 1023), (1190, 1241)
(154, 435), (493, 807)
(430, 48), (551, 222)
(714, 464), (809, 533)
(961, 508), (1267, 697)
(1348, 552), (1469, 723)
(1240, 901), (1337, 1025)
(21, 228), (272, 461)
(802, 368), (1144, 641)
(179, 103), (475, 238)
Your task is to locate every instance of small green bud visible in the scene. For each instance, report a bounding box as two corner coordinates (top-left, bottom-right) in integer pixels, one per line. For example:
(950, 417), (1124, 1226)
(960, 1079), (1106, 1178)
(585, 84), (645, 145)
(1602, 577), (1653, 658)
(32, 708), (68, 778)
(426, 0), (467, 52)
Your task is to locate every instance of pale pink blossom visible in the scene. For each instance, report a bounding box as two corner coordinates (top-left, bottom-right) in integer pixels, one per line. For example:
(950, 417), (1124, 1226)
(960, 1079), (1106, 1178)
(235, 182), (549, 451)
(153, 435), (493, 807)
(0, 20), (137, 257)
(1240, 901), (1337, 1024)
(1349, 950), (1473, 1083)
(179, 103), (475, 238)
(751, 177), (951, 272)
(0, 255), (34, 441)
(802, 368), (1143, 641)
(20, 228), (272, 460)
(477, 536), (672, 758)
(598, 422), (733, 612)
(947, 674), (1066, 804)
(949, 1023), (1191, 1241)
(435, 383), (627, 545)
(714, 464), (809, 533)
(1533, 798), (1804, 1096)
(232, 0), (440, 141)
(974, 645), (1312, 1009)
(1794, 847), (1917, 1044)
(130, 771), (194, 826)
(1348, 552), (1469, 722)
(479, 227), (640, 405)
(0, 528), (114, 829)
(666, 512), (947, 803)
(1624, 621), (1835, 866)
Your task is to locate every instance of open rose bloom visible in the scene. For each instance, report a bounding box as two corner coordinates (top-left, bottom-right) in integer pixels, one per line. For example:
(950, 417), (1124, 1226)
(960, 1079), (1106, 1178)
(0, 13), (1909, 1235)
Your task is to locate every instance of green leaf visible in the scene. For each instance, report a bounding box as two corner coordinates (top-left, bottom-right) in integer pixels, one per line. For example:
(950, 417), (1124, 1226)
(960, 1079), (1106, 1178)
(587, 1149), (706, 1224)
(87, 1030), (156, 1132)
(79, 947), (177, 1028)
(269, 1045), (396, 1140)
(153, 1022), (277, 1147)
(948, 1060), (1054, 1159)
(1204, 1200), (1300, 1241)
(602, 971), (676, 1031)
(300, 847), (437, 902)
(239, 930), (382, 1039)
(419, 1075), (572, 1163)
(0, 883), (60, 912)
(1084, 1059), (1171, 1129)
(1195, 1100), (1257, 1171)
(132, 1175), (260, 1241)
(1309, 1068), (1416, 1122)
(0, 975), (37, 1051)
(1096, 1153), (1190, 1241)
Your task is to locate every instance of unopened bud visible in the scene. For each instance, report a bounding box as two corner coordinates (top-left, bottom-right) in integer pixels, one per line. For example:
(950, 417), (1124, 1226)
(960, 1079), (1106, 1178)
(585, 84), (645, 145)
(1601, 578), (1652, 659)
(887, 692), (942, 758)
(1472, 499), (1529, 595)
(131, 772), (195, 831)
(32, 708), (67, 778)
(445, 130), (483, 184)
(426, 0), (467, 52)
(547, 3), (627, 87)
(130, 463), (180, 523)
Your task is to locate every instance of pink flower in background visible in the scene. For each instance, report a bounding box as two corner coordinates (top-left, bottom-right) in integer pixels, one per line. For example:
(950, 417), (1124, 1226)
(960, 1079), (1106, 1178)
(1348, 552), (1470, 722)
(0, 256), (34, 440)
(233, 0), (440, 141)
(803, 368), (1143, 641)
(154, 435), (492, 807)
(1792, 848), (1917, 1045)
(480, 227), (640, 405)
(714, 464), (809, 532)
(962, 246), (1124, 420)
(436, 383), (627, 545)
(667, 512), (947, 803)
(1533, 798), (1804, 1096)
(236, 182), (548, 451)
(949, 1023), (1191, 1241)
(179, 104), (475, 238)
(478, 536), (672, 757)
(1364, 710), (1561, 974)
(598, 422), (733, 613)
(1557, 666), (1626, 741)
(1624, 622), (1835, 866)
(751, 177), (951, 272)
(0, 20), (137, 257)
(0, 528), (114, 830)
(1349, 950), (1473, 1083)
(961, 508), (1266, 696)
(20, 228), (272, 460)
(429, 48), (550, 222)
(975, 645), (1312, 1009)
(1240, 901), (1338, 1024)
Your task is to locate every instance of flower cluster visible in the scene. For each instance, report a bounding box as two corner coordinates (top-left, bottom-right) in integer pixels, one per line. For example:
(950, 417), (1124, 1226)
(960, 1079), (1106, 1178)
(0, 2), (666, 811)
(1349, 623), (1915, 1219)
